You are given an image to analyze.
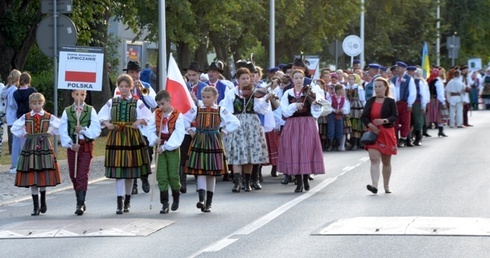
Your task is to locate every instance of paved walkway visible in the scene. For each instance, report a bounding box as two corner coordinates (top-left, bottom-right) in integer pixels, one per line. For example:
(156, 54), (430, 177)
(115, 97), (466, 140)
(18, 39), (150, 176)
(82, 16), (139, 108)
(0, 154), (107, 204)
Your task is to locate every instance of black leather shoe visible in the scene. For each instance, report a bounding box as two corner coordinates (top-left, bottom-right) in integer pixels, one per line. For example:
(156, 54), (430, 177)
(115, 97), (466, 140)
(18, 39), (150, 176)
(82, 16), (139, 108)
(270, 166), (278, 177)
(385, 189), (392, 194)
(366, 185), (378, 194)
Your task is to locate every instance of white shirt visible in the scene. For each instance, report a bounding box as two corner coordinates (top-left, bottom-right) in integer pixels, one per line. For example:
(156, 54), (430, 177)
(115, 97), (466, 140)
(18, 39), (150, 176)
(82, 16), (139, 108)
(146, 109), (186, 152)
(59, 103), (102, 148)
(12, 109), (60, 137)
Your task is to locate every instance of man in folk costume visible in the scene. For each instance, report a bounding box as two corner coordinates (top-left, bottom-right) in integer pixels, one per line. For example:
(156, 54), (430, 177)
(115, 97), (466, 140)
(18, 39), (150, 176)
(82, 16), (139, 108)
(445, 70), (466, 128)
(364, 63), (382, 100)
(391, 61), (416, 147)
(185, 61), (207, 105)
(205, 60), (229, 104)
(115, 61), (157, 194)
(59, 90), (101, 215)
(410, 68), (430, 146)
(459, 65), (473, 127)
(426, 68), (448, 137)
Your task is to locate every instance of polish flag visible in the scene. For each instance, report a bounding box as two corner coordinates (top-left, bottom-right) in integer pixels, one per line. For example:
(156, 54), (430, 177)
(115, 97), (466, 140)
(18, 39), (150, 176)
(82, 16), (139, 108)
(166, 54), (195, 113)
(65, 62), (97, 83)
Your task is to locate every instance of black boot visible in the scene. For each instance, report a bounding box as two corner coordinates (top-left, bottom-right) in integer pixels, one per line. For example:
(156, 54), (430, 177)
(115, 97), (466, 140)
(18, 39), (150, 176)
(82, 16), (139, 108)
(123, 194), (131, 213)
(179, 166), (187, 193)
(350, 137), (358, 150)
(294, 175), (303, 193)
(326, 139), (333, 152)
(141, 175), (150, 193)
(422, 124), (432, 137)
(243, 173), (252, 192)
(160, 191), (169, 214)
(171, 190), (180, 211)
(31, 194), (40, 216)
(132, 179), (138, 194)
(270, 166), (278, 177)
(438, 126), (448, 137)
(413, 131), (422, 146)
(116, 196), (123, 215)
(258, 166), (263, 183)
(81, 191), (87, 211)
(197, 189), (206, 211)
(222, 171), (230, 181)
(281, 174), (291, 185)
(232, 173), (241, 193)
(303, 175), (310, 191)
(251, 165), (262, 190)
(39, 190), (47, 214)
(406, 133), (414, 147)
(75, 191), (85, 216)
(203, 191), (213, 213)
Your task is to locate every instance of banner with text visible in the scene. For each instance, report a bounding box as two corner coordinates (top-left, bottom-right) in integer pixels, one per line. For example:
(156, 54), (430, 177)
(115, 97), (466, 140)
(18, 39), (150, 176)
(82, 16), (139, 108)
(58, 46), (104, 91)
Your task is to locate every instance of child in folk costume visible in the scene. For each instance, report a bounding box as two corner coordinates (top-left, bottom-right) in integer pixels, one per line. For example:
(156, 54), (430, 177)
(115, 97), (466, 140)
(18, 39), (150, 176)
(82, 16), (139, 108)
(221, 67), (270, 193)
(12, 93), (61, 216)
(345, 74), (365, 150)
(147, 90), (185, 214)
(326, 84), (351, 151)
(185, 86), (239, 212)
(99, 74), (152, 215)
(59, 90), (101, 216)
(277, 69), (325, 193)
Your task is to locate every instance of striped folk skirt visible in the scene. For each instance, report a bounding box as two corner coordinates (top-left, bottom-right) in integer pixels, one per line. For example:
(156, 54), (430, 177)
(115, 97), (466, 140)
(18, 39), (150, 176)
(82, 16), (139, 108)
(186, 129), (228, 176)
(104, 127), (151, 179)
(426, 99), (448, 125)
(15, 134), (61, 187)
(277, 116), (325, 175)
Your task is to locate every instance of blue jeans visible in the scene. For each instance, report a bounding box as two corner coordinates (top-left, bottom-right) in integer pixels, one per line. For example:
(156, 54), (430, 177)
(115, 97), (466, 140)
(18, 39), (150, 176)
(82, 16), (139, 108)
(327, 114), (343, 141)
(11, 135), (23, 169)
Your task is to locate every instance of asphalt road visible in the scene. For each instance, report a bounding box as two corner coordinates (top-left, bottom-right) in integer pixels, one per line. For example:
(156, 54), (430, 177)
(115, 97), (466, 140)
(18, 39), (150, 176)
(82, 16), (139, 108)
(0, 111), (489, 258)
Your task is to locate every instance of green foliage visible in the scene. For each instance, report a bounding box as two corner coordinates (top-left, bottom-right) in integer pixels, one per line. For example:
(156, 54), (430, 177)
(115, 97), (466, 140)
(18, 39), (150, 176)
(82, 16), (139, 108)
(24, 45), (53, 74)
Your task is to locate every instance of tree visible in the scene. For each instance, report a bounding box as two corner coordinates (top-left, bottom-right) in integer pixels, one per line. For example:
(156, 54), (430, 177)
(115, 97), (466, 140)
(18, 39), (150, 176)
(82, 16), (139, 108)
(0, 1), (42, 82)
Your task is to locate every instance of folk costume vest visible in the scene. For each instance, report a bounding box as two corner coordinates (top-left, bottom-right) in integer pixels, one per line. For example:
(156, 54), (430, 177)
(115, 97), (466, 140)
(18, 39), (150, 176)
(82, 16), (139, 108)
(64, 104), (93, 143)
(155, 108), (180, 141)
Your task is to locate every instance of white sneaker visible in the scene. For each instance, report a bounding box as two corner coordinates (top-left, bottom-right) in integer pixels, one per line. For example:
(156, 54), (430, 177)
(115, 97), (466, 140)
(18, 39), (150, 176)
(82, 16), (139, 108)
(9, 168), (16, 174)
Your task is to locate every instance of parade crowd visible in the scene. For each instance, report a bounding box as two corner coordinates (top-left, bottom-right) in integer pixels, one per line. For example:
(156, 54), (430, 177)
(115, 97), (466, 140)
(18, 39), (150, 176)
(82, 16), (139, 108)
(1, 53), (488, 216)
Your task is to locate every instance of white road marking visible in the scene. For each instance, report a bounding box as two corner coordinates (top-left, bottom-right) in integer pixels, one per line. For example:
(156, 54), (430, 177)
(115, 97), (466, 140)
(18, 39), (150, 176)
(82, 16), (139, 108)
(191, 158), (369, 257)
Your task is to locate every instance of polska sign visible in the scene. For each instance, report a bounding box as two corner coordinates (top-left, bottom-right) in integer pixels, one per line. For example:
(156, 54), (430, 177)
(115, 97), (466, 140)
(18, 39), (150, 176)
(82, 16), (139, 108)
(58, 46), (105, 91)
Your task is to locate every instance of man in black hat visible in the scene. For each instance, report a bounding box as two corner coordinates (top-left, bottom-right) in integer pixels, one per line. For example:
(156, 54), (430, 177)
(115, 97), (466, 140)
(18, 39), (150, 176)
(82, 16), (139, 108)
(184, 61), (207, 104)
(117, 60), (157, 194)
(205, 60), (230, 104)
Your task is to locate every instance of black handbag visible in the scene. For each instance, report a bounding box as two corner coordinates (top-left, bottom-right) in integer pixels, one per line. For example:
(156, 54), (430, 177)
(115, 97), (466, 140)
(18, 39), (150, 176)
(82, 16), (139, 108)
(360, 131), (378, 145)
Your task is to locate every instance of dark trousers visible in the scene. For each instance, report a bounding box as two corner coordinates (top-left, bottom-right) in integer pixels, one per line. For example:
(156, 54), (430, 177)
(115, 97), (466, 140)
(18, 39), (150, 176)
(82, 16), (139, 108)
(463, 103), (470, 125)
(68, 142), (94, 191)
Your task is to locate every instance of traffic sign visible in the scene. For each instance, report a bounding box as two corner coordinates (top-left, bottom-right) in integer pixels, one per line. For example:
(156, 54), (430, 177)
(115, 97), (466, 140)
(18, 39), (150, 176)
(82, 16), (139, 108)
(36, 14), (78, 58)
(342, 35), (363, 57)
(41, 0), (73, 14)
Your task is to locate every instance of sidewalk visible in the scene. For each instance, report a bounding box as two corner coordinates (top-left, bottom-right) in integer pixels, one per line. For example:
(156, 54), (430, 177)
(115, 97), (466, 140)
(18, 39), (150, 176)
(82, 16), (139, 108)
(0, 155), (108, 204)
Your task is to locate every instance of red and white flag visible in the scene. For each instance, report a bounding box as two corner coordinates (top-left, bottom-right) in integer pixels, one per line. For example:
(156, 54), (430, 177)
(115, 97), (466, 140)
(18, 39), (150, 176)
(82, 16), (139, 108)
(166, 54), (195, 113)
(65, 61), (97, 83)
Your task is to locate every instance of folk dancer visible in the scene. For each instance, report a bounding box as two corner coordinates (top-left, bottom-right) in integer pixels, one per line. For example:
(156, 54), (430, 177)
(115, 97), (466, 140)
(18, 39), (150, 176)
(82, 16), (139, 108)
(59, 90), (101, 215)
